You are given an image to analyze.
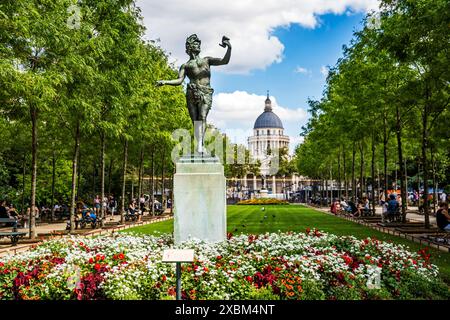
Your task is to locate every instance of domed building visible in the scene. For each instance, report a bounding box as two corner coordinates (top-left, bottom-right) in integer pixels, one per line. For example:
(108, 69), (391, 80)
(228, 92), (299, 199)
(248, 93), (290, 159)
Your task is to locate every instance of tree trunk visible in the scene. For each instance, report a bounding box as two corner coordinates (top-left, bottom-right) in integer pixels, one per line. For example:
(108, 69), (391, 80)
(338, 148), (341, 201)
(138, 145), (144, 199)
(351, 143), (356, 201)
(431, 148), (437, 215)
(120, 139), (128, 224)
(100, 132), (106, 219)
(383, 113), (389, 206)
(69, 120), (80, 233)
(76, 147), (81, 201)
(359, 141), (364, 200)
(107, 158), (113, 196)
(50, 150), (56, 222)
(21, 154), (26, 215)
(343, 145), (348, 199)
(371, 133), (376, 214)
(161, 148), (166, 210)
(29, 105), (38, 239)
(405, 158), (408, 209)
(151, 145), (155, 216)
(422, 95), (430, 228)
(395, 103), (407, 222)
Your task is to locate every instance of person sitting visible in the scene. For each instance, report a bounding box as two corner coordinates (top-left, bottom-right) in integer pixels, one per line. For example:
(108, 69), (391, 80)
(436, 203), (450, 232)
(128, 202), (136, 215)
(0, 200), (9, 219)
(330, 200), (337, 215)
(385, 194), (399, 220)
(8, 204), (20, 221)
(340, 198), (349, 212)
(346, 199), (358, 216)
(88, 209), (97, 224)
(362, 197), (370, 216)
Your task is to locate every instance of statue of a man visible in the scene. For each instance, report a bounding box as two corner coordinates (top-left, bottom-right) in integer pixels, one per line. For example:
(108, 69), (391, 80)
(156, 34), (232, 154)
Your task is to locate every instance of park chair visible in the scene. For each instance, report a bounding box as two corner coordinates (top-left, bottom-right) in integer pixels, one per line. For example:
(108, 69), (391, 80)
(0, 218), (27, 245)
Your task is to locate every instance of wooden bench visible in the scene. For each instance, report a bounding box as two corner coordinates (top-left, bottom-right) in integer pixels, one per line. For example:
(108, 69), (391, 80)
(0, 218), (27, 246)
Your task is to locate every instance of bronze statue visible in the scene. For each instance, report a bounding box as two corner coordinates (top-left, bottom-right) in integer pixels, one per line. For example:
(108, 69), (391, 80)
(156, 34), (232, 154)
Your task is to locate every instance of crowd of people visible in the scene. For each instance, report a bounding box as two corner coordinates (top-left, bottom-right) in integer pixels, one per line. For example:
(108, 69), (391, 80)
(1, 192), (170, 230)
(330, 197), (372, 218)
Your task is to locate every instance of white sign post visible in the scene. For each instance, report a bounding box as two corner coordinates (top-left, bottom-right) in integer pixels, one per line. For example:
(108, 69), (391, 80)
(162, 249), (195, 300)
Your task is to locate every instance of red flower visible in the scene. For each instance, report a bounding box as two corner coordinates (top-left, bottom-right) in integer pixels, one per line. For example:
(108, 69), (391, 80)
(89, 258), (94, 264)
(94, 263), (101, 271)
(216, 255), (222, 260)
(162, 275), (167, 282)
(305, 228), (311, 235)
(118, 253), (125, 260)
(0, 262), (4, 267)
(246, 276), (253, 282)
(203, 267), (209, 272)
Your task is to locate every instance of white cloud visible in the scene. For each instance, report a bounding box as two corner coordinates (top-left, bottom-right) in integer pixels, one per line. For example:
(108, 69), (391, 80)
(208, 91), (308, 153)
(320, 65), (329, 77)
(137, 0), (379, 74)
(294, 66), (310, 75)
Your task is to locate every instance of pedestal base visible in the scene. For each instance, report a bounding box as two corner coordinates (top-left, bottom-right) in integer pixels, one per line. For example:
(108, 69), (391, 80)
(173, 156), (226, 244)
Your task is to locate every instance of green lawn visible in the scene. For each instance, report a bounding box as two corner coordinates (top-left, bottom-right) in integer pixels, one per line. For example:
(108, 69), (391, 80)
(124, 204), (450, 282)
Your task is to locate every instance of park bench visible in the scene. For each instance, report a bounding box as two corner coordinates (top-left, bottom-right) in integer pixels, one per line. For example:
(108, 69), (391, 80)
(0, 218), (27, 246)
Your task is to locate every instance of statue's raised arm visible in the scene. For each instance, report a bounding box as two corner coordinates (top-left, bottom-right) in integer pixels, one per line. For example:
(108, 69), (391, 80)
(207, 36), (232, 66)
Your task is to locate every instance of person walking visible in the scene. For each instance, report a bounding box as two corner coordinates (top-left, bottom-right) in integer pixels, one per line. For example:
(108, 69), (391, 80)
(440, 192), (447, 204)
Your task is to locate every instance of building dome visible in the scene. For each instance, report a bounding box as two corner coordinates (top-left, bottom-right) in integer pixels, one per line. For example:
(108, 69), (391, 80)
(253, 111), (283, 129)
(253, 92), (283, 129)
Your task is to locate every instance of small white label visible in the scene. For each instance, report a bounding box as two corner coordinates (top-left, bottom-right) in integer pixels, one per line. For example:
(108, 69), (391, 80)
(162, 249), (194, 263)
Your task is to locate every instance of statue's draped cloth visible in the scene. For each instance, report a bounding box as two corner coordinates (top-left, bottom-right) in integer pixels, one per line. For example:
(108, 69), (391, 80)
(186, 83), (214, 119)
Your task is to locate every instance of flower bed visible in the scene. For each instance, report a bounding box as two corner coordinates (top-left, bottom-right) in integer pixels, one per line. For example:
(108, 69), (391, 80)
(0, 230), (448, 300)
(237, 198), (289, 205)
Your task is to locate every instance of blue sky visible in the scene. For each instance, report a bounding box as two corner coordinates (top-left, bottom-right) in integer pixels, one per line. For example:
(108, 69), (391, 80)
(211, 12), (366, 109)
(137, 0), (376, 151)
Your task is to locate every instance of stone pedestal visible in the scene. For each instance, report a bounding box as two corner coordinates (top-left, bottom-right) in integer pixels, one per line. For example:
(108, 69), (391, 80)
(173, 156), (226, 244)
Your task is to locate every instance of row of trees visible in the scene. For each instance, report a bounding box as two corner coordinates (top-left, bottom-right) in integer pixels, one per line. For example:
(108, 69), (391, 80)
(0, 0), (191, 237)
(296, 0), (449, 227)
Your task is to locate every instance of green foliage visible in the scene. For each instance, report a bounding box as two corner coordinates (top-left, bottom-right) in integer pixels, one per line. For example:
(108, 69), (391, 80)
(300, 280), (326, 300)
(0, 0), (190, 212)
(295, 0), (449, 201)
(247, 286), (280, 300)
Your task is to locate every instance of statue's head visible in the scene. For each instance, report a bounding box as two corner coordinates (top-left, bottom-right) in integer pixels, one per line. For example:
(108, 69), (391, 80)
(185, 34), (201, 56)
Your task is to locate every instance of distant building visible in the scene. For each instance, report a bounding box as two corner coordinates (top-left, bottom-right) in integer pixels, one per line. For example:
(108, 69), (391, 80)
(248, 92), (290, 161)
(227, 92), (301, 200)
